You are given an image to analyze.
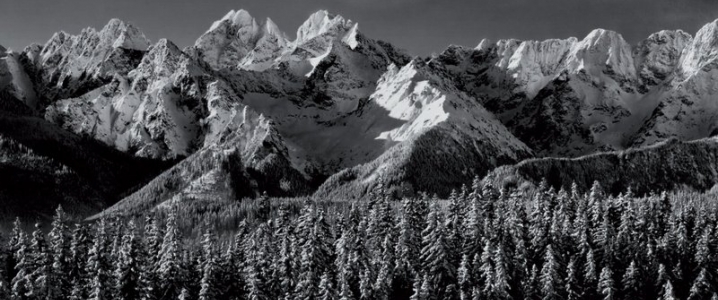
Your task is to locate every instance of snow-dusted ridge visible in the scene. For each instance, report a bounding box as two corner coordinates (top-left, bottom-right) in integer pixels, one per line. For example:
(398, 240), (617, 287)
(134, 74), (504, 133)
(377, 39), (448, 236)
(3, 10), (718, 204)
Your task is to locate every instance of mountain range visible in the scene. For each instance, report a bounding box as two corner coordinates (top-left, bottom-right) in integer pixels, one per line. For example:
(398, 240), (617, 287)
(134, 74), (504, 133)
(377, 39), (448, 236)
(3, 9), (718, 221)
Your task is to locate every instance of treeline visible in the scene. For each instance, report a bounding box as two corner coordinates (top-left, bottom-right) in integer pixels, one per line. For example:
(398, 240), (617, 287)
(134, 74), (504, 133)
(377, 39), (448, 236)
(2, 180), (718, 299)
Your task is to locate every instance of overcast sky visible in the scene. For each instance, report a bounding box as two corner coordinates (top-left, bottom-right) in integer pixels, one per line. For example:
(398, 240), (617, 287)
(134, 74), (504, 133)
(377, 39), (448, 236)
(1, 0), (717, 56)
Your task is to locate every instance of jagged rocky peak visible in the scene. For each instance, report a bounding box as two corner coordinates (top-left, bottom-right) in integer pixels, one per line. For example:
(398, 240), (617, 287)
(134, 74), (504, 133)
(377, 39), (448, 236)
(475, 38), (493, 51)
(101, 18), (152, 51)
(634, 29), (692, 86)
(566, 29), (636, 79)
(0, 45), (6, 55)
(135, 38), (192, 78)
(22, 43), (43, 64)
(295, 10), (354, 45)
(195, 9), (266, 70)
(678, 19), (718, 79)
(215, 9), (258, 30)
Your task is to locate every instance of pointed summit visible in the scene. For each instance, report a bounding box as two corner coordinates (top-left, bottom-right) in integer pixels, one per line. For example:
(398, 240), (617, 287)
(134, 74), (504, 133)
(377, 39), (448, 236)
(567, 28), (635, 79)
(679, 19), (718, 78)
(100, 18), (151, 51)
(476, 38), (493, 51)
(296, 10), (353, 45)
(210, 9), (257, 32)
(262, 17), (283, 36)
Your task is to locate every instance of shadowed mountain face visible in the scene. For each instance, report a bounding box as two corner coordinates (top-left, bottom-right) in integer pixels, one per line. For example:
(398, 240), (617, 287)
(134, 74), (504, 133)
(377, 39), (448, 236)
(3, 10), (718, 219)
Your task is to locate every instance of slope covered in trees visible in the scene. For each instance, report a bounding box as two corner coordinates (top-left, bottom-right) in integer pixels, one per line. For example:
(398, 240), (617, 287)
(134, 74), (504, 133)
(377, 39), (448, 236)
(484, 137), (718, 195)
(3, 181), (718, 299)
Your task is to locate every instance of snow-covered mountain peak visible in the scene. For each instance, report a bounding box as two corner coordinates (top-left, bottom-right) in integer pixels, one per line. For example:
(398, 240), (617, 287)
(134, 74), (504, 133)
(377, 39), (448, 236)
(101, 18), (151, 51)
(476, 38), (493, 51)
(220, 9), (255, 28)
(634, 29), (692, 86)
(262, 17), (284, 37)
(566, 28), (636, 79)
(295, 10), (354, 45)
(678, 19), (718, 79)
(194, 9), (263, 70)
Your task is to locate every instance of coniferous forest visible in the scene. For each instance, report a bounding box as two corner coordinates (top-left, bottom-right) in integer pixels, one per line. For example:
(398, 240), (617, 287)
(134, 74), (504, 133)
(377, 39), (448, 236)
(2, 180), (718, 300)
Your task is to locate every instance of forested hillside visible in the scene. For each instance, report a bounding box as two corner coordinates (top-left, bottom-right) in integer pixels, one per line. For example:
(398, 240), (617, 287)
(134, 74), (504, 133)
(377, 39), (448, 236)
(1, 181), (718, 299)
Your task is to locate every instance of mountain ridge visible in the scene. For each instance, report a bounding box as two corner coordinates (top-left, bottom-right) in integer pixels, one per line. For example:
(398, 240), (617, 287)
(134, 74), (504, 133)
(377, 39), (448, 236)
(2, 10), (718, 219)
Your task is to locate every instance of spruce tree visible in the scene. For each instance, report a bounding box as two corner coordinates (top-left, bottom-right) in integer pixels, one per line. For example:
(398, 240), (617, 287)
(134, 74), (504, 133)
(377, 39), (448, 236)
(27, 223), (48, 299)
(198, 230), (218, 300)
(598, 267), (615, 300)
(158, 209), (185, 300)
(87, 219), (109, 300)
(47, 206), (69, 300)
(68, 224), (89, 300)
(564, 258), (580, 300)
(687, 268), (711, 300)
(10, 231), (30, 300)
(621, 260), (640, 300)
(540, 244), (561, 300)
(114, 220), (142, 300)
(318, 272), (338, 300)
(420, 201), (454, 295)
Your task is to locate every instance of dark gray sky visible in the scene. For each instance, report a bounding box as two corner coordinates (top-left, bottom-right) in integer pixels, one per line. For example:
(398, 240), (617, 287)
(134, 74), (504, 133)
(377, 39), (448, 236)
(1, 0), (717, 56)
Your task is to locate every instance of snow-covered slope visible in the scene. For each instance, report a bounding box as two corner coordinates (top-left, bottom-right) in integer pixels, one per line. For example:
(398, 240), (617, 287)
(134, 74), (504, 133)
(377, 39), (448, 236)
(26, 19), (150, 102)
(9, 10), (718, 210)
(316, 60), (532, 198)
(631, 21), (718, 147)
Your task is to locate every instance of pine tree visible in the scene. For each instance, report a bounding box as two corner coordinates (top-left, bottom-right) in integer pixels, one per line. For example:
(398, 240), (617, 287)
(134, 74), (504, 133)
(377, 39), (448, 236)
(358, 268), (372, 300)
(11, 231), (30, 300)
(662, 280), (676, 300)
(27, 223), (48, 300)
(621, 261), (640, 300)
(8, 218), (23, 274)
(198, 229), (218, 300)
(178, 287), (190, 300)
(338, 272), (354, 300)
(247, 224), (272, 300)
(87, 219), (110, 300)
(583, 248), (598, 298)
(47, 206), (69, 300)
(564, 257), (580, 300)
(68, 224), (90, 300)
(318, 272), (338, 300)
(523, 264), (539, 300)
(598, 267), (615, 300)
(139, 216), (161, 300)
(114, 220), (142, 300)
(420, 201), (454, 295)
(687, 268), (711, 300)
(158, 209), (185, 299)
(374, 236), (394, 300)
(418, 273), (432, 300)
(493, 244), (511, 299)
(540, 244), (561, 300)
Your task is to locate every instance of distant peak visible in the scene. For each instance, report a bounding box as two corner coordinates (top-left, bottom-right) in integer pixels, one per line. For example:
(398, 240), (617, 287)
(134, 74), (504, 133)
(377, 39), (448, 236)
(102, 19), (151, 51)
(262, 17), (282, 35)
(151, 38), (182, 55)
(296, 10), (353, 44)
(476, 38), (493, 51)
(223, 9), (255, 26)
(581, 28), (626, 44)
(208, 9), (258, 32)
